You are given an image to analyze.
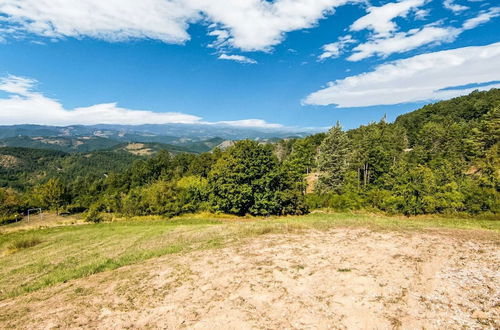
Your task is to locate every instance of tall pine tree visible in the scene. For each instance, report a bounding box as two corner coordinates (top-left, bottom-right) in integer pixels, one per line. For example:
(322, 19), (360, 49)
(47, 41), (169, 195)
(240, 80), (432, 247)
(316, 122), (350, 193)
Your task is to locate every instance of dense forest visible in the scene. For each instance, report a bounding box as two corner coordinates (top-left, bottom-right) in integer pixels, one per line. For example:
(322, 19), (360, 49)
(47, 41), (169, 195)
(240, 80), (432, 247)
(1, 89), (498, 223)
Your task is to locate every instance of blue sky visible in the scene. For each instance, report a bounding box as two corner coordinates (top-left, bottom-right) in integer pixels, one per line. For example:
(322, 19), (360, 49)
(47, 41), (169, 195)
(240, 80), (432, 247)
(0, 0), (499, 129)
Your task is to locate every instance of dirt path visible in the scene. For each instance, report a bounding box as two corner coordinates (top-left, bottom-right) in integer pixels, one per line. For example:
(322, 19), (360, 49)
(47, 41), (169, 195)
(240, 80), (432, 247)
(0, 228), (498, 329)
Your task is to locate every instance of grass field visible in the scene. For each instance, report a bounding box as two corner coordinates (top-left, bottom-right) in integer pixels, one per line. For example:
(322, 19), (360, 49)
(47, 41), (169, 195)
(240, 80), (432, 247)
(0, 211), (498, 300)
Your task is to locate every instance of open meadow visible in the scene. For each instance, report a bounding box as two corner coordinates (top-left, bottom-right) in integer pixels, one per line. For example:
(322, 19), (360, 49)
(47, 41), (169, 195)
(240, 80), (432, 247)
(0, 212), (498, 329)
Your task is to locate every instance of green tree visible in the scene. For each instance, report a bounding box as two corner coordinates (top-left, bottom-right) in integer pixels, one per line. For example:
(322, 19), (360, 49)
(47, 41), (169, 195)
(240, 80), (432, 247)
(0, 188), (23, 223)
(209, 140), (276, 215)
(121, 181), (178, 217)
(176, 175), (210, 213)
(349, 119), (407, 188)
(34, 178), (68, 215)
(316, 123), (350, 193)
(187, 153), (216, 178)
(208, 140), (306, 216)
(284, 135), (323, 176)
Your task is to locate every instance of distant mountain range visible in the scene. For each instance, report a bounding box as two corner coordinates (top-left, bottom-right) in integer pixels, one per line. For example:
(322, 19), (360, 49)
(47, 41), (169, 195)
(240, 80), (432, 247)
(0, 124), (319, 154)
(0, 123), (317, 140)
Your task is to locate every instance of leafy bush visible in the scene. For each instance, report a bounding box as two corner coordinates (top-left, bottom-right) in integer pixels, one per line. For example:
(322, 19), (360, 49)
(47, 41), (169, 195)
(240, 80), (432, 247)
(85, 206), (103, 223)
(305, 192), (363, 211)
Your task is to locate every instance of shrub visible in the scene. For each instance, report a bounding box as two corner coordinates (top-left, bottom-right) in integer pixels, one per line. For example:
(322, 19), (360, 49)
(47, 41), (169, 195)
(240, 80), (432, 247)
(85, 207), (103, 223)
(305, 192), (364, 211)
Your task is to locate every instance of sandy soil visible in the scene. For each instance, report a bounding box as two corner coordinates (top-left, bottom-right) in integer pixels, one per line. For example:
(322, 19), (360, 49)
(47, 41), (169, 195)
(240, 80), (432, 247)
(0, 228), (498, 329)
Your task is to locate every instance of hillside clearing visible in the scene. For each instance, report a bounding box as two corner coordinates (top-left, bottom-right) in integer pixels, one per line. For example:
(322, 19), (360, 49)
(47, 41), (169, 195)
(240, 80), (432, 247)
(0, 226), (499, 329)
(0, 213), (498, 328)
(0, 212), (498, 299)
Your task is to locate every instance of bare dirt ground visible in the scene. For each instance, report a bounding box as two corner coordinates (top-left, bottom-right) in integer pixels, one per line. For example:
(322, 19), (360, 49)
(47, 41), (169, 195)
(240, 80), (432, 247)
(0, 228), (498, 329)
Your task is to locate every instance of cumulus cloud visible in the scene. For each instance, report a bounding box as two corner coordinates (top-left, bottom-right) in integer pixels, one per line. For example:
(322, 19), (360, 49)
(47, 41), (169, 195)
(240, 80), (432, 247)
(304, 42), (500, 107)
(0, 75), (279, 127)
(218, 54), (257, 64)
(0, 0), (197, 44)
(0, 0), (354, 52)
(193, 0), (352, 51)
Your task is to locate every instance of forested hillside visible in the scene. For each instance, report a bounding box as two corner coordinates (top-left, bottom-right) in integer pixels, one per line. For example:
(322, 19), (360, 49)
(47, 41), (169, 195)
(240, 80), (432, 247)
(308, 89), (499, 215)
(0, 136), (221, 154)
(395, 89), (500, 144)
(1, 89), (498, 223)
(0, 147), (141, 190)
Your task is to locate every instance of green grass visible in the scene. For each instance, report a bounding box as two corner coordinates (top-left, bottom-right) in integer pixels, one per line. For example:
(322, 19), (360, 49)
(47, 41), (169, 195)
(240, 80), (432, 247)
(0, 212), (498, 300)
(6, 236), (42, 251)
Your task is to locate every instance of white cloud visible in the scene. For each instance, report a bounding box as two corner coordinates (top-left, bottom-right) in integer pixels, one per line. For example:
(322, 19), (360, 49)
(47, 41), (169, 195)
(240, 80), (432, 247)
(304, 42), (500, 107)
(192, 0), (352, 51)
(462, 7), (500, 30)
(0, 75), (35, 94)
(346, 5), (500, 61)
(214, 119), (282, 128)
(414, 8), (430, 20)
(318, 35), (355, 60)
(319, 0), (437, 61)
(207, 29), (230, 48)
(0, 0), (197, 44)
(443, 0), (469, 13)
(348, 25), (460, 61)
(0, 0), (354, 52)
(218, 54), (257, 64)
(0, 75), (280, 128)
(350, 0), (427, 36)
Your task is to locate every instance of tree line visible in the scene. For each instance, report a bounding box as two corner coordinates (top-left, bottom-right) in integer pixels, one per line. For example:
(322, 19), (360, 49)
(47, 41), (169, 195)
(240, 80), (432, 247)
(1, 89), (498, 223)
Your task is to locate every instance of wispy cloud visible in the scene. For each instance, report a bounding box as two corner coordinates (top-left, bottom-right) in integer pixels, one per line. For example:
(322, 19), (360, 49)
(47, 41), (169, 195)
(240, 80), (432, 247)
(213, 119), (282, 128)
(218, 54), (257, 64)
(304, 42), (500, 107)
(319, 0), (430, 61)
(462, 7), (500, 30)
(347, 24), (460, 61)
(318, 35), (355, 60)
(346, 4), (499, 61)
(0, 75), (280, 128)
(443, 0), (469, 13)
